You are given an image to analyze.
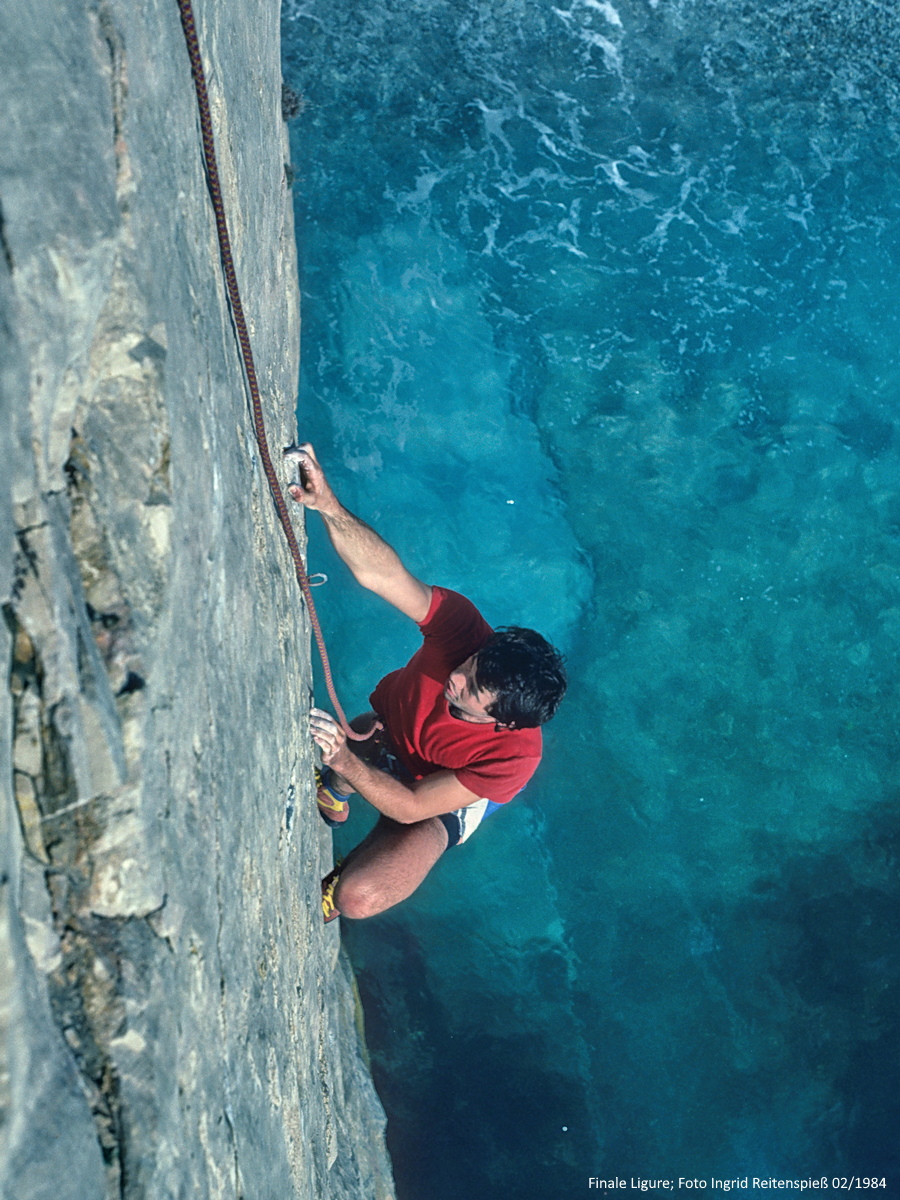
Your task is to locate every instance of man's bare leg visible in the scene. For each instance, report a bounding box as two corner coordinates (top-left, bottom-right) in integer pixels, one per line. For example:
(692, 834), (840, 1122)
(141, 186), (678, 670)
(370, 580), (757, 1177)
(334, 815), (449, 920)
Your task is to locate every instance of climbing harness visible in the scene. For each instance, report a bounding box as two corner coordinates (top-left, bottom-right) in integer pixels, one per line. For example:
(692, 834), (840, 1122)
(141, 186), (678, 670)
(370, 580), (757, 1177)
(176, 0), (372, 741)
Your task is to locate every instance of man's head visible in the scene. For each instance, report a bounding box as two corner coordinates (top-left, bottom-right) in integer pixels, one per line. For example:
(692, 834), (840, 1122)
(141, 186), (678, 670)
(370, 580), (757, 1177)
(445, 628), (567, 728)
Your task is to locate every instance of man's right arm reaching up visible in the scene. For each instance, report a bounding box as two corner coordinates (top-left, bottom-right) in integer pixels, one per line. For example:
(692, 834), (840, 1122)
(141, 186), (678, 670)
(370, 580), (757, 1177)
(286, 443), (432, 624)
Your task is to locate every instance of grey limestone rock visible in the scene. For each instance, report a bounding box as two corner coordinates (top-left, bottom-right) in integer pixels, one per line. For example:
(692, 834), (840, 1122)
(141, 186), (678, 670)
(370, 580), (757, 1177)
(0, 1), (394, 1197)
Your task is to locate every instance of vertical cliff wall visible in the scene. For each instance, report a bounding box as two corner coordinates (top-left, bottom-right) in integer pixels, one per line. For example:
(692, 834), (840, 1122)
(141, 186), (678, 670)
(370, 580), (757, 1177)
(0, 2), (394, 1196)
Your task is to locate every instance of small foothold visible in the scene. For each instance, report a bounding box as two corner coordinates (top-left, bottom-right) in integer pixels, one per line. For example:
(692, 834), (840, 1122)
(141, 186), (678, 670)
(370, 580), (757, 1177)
(117, 672), (145, 696)
(284, 784), (296, 834)
(128, 336), (167, 364)
(281, 84), (305, 121)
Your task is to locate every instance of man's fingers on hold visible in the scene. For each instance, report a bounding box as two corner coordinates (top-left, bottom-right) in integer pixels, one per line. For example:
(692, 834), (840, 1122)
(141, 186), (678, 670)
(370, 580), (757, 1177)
(310, 713), (338, 733)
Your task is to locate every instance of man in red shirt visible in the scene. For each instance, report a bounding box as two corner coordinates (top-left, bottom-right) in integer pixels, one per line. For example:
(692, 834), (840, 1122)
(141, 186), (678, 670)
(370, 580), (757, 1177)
(288, 444), (567, 922)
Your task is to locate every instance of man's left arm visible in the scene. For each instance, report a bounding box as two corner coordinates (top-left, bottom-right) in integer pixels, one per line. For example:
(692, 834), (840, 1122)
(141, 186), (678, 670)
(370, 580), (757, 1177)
(311, 709), (481, 822)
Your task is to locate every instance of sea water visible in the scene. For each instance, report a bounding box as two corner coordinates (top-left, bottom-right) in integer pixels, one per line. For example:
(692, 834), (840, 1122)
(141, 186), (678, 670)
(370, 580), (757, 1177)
(281, 3), (900, 1195)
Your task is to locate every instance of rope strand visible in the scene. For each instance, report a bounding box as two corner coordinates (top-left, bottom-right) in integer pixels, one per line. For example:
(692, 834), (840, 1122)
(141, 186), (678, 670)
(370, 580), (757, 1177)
(176, 0), (371, 740)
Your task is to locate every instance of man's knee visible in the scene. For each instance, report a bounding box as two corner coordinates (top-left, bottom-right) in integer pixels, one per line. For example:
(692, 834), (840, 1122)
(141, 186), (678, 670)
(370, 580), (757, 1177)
(334, 874), (385, 921)
(335, 817), (449, 920)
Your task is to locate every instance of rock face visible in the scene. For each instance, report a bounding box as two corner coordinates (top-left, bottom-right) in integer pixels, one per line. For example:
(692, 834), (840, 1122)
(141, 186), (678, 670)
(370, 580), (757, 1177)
(0, 2), (394, 1197)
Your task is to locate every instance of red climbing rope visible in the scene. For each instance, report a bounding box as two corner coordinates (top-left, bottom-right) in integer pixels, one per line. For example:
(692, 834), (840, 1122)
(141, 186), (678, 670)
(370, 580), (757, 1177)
(176, 0), (370, 741)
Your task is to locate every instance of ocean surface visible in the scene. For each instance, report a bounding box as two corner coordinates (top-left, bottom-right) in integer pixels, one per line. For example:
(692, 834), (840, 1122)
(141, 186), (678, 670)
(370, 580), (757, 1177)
(282, 2), (900, 1195)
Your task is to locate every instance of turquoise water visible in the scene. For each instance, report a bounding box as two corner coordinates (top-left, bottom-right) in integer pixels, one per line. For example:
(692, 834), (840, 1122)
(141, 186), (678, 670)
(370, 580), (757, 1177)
(282, 2), (900, 1195)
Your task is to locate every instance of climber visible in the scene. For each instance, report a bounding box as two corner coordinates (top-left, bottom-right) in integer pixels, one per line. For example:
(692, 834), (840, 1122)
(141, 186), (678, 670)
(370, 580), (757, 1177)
(287, 444), (567, 923)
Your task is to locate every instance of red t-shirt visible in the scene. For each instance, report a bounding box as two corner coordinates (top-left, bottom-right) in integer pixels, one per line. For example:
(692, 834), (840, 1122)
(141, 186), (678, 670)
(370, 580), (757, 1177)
(369, 587), (542, 804)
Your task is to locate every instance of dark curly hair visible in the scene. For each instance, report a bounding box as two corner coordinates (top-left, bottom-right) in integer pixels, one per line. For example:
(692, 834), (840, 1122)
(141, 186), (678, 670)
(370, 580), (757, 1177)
(474, 627), (567, 728)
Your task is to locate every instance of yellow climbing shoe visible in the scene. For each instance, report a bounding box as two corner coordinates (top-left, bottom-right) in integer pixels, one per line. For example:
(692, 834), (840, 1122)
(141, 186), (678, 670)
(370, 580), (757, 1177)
(321, 863), (342, 924)
(316, 767), (350, 827)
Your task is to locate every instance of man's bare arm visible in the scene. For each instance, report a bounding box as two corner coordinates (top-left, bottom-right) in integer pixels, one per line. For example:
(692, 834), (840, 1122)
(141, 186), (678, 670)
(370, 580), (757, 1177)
(287, 443), (431, 623)
(311, 708), (480, 823)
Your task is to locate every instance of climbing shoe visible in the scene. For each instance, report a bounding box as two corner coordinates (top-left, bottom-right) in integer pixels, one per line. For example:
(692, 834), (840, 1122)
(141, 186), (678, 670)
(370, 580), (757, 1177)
(321, 863), (342, 924)
(316, 767), (350, 827)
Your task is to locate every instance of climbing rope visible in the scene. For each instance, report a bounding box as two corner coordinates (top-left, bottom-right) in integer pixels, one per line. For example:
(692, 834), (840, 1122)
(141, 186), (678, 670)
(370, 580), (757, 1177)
(176, 0), (370, 741)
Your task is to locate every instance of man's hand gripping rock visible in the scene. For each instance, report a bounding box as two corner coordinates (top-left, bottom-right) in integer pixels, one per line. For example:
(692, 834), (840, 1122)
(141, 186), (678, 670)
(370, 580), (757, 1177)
(283, 442), (340, 516)
(309, 707), (351, 771)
